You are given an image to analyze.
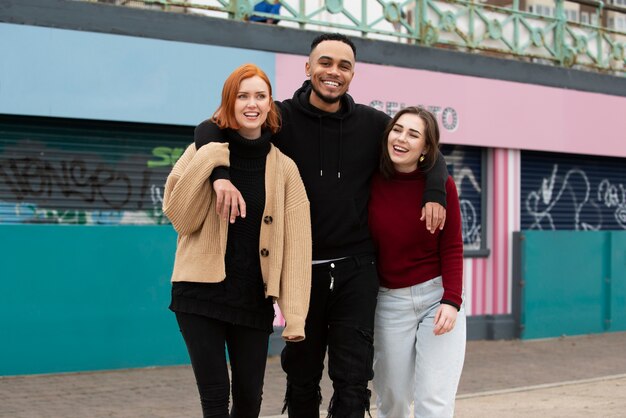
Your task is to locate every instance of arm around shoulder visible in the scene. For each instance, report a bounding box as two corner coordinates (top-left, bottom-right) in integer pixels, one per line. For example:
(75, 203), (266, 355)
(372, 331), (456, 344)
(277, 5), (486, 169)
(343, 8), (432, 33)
(423, 150), (449, 208)
(163, 142), (230, 235)
(194, 119), (227, 149)
(195, 120), (231, 182)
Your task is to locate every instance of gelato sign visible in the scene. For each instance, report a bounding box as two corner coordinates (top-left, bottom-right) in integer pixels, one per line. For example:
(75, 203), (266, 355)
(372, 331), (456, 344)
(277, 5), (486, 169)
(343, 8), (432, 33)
(369, 100), (459, 132)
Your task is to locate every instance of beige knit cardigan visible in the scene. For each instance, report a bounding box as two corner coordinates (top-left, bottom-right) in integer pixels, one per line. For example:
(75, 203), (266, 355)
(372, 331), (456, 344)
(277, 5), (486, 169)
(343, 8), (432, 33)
(163, 142), (312, 341)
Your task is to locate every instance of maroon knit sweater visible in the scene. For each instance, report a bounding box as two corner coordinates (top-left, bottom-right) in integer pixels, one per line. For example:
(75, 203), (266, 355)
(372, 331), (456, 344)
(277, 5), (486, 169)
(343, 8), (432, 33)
(368, 170), (464, 309)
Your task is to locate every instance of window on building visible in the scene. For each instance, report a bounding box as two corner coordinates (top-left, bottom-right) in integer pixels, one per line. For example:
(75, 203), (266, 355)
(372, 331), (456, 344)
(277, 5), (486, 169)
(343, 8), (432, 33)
(581, 12), (589, 24)
(441, 144), (488, 256)
(565, 9), (578, 21)
(531, 5), (555, 17)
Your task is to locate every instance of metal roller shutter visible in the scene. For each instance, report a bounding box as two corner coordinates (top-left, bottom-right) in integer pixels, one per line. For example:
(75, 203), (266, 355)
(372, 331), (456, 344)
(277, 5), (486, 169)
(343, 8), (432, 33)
(521, 150), (626, 231)
(0, 116), (192, 225)
(0, 116), (487, 244)
(442, 144), (484, 250)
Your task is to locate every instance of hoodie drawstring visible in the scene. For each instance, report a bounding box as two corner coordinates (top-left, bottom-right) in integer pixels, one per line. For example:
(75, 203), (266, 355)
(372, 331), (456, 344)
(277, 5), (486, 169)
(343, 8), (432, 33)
(318, 116), (323, 177)
(318, 117), (343, 180)
(337, 120), (343, 179)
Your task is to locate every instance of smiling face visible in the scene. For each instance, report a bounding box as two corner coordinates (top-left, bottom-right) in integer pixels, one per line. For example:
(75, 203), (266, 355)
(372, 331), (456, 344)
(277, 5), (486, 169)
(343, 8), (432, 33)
(387, 113), (429, 173)
(306, 40), (355, 113)
(233, 75), (271, 139)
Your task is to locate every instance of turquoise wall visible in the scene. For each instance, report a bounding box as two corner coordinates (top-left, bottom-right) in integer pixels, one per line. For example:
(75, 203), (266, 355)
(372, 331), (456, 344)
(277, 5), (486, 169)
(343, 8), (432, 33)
(0, 225), (188, 375)
(520, 231), (626, 339)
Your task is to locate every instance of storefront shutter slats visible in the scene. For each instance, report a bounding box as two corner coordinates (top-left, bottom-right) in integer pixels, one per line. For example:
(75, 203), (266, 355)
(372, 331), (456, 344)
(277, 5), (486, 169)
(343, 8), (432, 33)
(0, 117), (191, 225)
(521, 150), (626, 231)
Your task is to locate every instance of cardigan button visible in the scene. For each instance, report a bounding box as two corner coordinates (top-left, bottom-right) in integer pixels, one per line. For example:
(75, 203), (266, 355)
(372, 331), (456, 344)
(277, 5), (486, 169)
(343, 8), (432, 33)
(264, 216), (273, 225)
(260, 248), (269, 257)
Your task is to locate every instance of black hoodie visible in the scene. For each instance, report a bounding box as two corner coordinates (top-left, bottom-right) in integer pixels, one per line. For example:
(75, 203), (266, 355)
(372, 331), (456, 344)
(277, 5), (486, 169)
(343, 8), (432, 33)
(195, 81), (446, 260)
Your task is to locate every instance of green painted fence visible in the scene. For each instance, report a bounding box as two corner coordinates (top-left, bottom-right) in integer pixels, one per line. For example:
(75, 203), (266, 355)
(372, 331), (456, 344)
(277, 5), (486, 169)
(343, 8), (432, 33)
(0, 225), (188, 375)
(99, 0), (626, 75)
(516, 230), (626, 339)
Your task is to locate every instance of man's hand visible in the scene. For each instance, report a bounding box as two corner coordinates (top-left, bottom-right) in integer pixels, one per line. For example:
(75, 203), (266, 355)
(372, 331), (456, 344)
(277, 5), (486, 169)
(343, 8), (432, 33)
(420, 202), (446, 234)
(433, 304), (458, 336)
(214, 179), (246, 223)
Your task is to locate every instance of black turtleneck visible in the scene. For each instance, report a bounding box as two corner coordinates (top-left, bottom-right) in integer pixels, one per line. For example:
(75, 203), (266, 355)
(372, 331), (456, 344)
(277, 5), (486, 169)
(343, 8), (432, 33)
(170, 129), (275, 332)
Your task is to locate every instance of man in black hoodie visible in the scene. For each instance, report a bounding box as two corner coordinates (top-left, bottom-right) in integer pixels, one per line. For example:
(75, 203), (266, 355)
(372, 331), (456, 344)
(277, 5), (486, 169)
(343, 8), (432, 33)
(195, 33), (448, 417)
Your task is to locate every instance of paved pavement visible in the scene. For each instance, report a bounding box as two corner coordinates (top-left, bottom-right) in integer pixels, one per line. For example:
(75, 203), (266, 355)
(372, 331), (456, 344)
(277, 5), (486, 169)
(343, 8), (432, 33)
(1, 332), (625, 417)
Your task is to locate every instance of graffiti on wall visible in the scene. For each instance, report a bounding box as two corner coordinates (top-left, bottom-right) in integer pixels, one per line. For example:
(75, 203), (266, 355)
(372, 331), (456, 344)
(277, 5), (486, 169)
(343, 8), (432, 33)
(147, 146), (184, 168)
(598, 179), (626, 228)
(0, 182), (165, 225)
(2, 157), (132, 208)
(443, 147), (482, 249)
(1, 134), (489, 245)
(0, 138), (185, 225)
(524, 163), (626, 230)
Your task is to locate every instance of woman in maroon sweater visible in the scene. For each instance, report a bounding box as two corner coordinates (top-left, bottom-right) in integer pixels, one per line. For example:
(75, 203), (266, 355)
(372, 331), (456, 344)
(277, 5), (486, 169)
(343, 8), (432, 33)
(368, 107), (465, 417)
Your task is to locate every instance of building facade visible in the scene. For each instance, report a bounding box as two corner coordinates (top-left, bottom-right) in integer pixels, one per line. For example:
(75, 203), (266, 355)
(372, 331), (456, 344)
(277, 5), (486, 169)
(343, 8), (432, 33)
(1, 0), (625, 374)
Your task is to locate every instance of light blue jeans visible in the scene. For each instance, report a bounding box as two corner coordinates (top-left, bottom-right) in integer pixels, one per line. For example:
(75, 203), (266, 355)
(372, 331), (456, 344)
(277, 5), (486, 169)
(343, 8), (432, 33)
(373, 277), (466, 418)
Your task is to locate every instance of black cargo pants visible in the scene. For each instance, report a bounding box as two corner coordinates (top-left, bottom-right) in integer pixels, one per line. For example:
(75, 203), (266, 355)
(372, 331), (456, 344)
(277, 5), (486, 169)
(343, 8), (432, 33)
(281, 254), (379, 417)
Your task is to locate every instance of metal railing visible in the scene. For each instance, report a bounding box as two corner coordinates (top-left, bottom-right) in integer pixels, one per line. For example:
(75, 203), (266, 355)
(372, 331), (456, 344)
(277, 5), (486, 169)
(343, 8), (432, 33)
(83, 0), (626, 75)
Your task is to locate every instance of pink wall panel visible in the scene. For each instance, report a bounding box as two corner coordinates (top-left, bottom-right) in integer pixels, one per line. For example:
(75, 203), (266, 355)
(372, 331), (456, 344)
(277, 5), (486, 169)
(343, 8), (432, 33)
(463, 149), (520, 316)
(492, 149), (509, 315)
(275, 53), (626, 158)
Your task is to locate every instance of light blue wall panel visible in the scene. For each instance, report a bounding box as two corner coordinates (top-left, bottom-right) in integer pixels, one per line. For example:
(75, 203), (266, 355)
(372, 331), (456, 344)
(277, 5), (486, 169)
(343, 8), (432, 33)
(0, 23), (275, 125)
(0, 225), (187, 375)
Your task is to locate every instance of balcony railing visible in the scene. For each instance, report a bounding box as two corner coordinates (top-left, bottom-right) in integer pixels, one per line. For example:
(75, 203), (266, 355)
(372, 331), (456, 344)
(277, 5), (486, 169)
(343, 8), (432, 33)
(82, 0), (626, 75)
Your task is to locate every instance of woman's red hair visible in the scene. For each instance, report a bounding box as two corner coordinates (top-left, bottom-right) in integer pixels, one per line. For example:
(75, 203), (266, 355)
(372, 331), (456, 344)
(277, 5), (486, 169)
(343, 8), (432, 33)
(211, 64), (281, 134)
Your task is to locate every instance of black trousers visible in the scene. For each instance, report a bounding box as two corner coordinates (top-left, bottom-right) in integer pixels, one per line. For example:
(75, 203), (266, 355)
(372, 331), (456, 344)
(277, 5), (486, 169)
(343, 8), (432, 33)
(281, 255), (379, 417)
(175, 312), (270, 418)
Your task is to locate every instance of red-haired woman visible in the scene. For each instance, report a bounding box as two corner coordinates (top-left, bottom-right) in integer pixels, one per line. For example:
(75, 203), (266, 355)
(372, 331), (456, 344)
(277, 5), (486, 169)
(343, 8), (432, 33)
(163, 64), (312, 418)
(368, 107), (466, 418)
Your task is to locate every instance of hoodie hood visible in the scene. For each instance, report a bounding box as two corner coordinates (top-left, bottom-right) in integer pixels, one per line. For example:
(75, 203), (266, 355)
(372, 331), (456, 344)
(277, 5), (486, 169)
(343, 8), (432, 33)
(290, 80), (356, 179)
(292, 80), (355, 119)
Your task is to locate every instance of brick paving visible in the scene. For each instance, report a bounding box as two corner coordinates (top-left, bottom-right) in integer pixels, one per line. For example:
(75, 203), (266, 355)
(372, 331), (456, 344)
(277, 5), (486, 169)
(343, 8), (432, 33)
(1, 332), (625, 417)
